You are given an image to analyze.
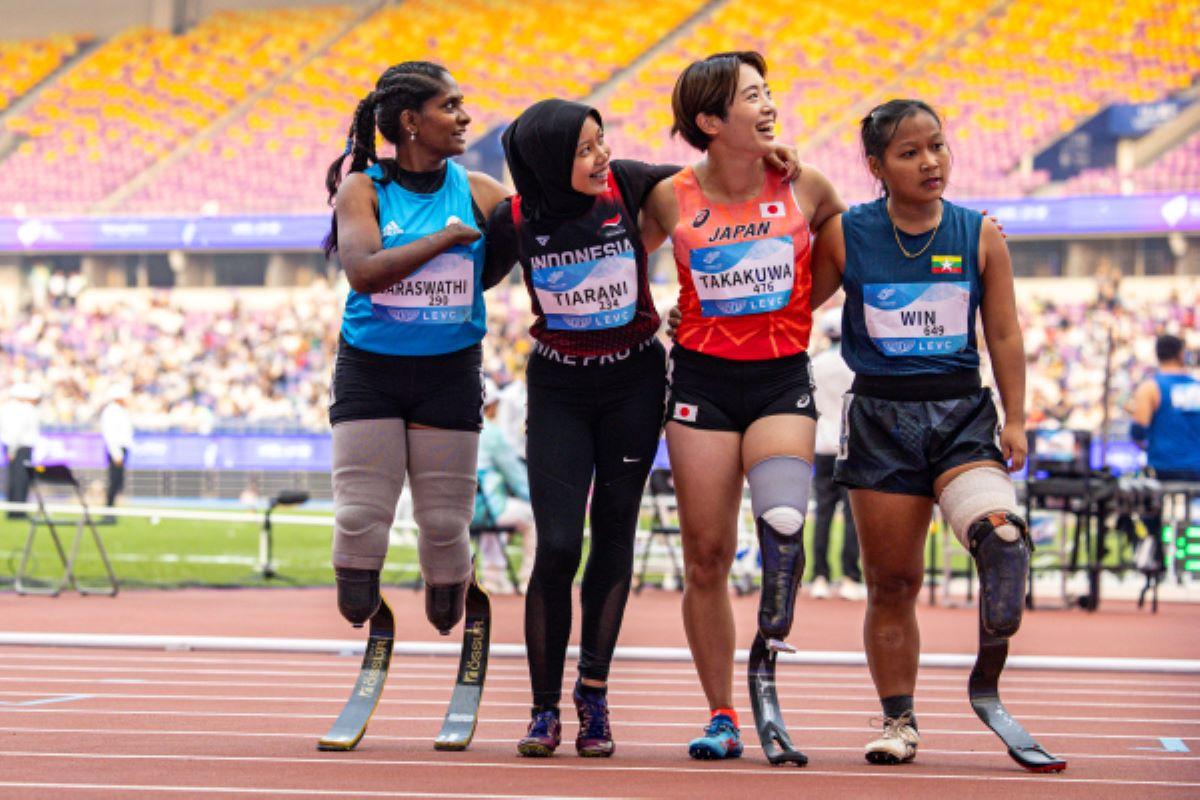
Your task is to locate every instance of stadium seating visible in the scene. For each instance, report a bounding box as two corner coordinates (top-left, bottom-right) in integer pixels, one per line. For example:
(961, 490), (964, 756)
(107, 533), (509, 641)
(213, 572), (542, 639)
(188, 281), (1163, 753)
(1054, 131), (1200, 196)
(0, 34), (89, 113)
(0, 7), (355, 215)
(602, 0), (1199, 203)
(0, 0), (1194, 213)
(123, 0), (708, 214)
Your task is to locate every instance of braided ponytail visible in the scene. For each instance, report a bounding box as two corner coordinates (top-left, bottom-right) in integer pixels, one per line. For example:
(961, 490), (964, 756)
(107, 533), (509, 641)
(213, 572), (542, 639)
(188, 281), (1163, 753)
(323, 61), (451, 258)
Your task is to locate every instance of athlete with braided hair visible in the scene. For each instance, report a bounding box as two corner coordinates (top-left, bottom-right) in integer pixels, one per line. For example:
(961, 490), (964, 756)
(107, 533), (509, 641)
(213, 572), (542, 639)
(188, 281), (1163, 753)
(323, 62), (507, 636)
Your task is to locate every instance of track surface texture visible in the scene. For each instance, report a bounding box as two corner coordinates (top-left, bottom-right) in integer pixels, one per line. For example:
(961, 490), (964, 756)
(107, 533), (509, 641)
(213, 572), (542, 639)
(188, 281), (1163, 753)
(1, 587), (1197, 799)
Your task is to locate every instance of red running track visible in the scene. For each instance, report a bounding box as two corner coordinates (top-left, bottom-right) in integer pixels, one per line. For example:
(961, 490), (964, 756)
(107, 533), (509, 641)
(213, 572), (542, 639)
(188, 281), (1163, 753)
(0, 587), (1198, 798)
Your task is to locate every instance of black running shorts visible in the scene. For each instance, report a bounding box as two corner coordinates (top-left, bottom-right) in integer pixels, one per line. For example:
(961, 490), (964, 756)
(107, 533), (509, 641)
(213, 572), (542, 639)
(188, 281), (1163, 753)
(834, 387), (1004, 497)
(666, 344), (816, 433)
(329, 337), (484, 431)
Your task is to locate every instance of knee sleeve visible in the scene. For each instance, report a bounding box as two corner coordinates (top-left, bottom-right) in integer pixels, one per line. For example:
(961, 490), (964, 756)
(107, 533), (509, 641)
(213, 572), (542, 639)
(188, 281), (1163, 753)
(408, 428), (478, 585)
(938, 467), (1020, 549)
(331, 419), (408, 571)
(940, 467), (1029, 638)
(747, 456), (813, 535)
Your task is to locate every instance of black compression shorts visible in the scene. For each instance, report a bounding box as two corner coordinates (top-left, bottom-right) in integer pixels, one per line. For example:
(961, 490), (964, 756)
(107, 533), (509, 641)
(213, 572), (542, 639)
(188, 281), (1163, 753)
(665, 344), (816, 433)
(329, 337), (484, 431)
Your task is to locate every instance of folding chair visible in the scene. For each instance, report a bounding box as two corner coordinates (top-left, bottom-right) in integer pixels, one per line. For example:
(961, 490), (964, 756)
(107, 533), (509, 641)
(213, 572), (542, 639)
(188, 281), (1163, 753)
(16, 463), (118, 597)
(470, 472), (522, 595)
(635, 468), (684, 593)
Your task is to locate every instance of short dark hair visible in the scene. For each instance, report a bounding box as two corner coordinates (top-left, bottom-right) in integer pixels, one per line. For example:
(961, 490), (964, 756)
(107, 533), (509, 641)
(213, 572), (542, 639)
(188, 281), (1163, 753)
(671, 51), (767, 152)
(860, 99), (942, 196)
(1157, 334), (1185, 363)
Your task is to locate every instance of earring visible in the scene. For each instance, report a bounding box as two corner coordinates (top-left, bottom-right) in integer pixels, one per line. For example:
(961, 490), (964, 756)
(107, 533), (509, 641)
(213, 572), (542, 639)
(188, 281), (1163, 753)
(409, 130), (417, 141)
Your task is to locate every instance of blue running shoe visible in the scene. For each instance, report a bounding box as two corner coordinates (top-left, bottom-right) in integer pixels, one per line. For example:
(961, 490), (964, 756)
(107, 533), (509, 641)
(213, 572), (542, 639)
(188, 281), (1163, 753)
(688, 713), (743, 760)
(517, 709), (561, 757)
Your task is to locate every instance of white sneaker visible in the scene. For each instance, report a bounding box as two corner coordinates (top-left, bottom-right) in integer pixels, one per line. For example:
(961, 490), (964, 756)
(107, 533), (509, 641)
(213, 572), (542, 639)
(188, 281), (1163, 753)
(838, 578), (866, 601)
(864, 713), (919, 765)
(809, 576), (830, 599)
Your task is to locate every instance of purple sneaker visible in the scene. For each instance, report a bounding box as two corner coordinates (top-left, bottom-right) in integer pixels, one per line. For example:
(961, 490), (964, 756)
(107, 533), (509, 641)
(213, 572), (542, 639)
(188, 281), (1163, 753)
(573, 682), (614, 757)
(517, 709), (561, 757)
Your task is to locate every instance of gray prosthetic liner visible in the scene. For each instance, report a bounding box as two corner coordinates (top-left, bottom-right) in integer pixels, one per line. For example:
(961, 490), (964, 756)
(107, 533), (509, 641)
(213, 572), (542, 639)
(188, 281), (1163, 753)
(407, 428), (479, 586)
(747, 456), (813, 641)
(331, 419), (408, 572)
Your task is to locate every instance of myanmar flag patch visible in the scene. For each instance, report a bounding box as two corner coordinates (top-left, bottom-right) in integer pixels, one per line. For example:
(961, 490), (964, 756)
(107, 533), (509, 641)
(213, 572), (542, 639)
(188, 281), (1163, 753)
(931, 254), (962, 274)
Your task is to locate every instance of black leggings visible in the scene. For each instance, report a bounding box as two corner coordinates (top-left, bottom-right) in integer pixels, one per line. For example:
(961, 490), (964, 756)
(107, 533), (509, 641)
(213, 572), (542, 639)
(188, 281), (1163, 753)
(524, 340), (666, 709)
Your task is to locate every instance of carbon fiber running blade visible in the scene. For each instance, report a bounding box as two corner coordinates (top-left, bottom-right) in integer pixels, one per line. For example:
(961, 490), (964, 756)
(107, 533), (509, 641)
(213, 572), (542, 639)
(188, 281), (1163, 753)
(434, 579), (491, 751)
(748, 633), (808, 767)
(318, 596), (395, 751)
(969, 623), (1066, 773)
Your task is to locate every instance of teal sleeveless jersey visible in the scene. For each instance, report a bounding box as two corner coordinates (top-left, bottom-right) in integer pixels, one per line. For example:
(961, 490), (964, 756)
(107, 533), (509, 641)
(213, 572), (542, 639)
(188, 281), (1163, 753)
(840, 198), (983, 376)
(339, 162), (486, 356)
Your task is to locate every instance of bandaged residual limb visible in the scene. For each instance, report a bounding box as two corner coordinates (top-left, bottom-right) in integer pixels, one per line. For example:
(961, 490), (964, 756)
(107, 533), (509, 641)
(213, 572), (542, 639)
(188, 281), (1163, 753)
(941, 467), (1067, 772)
(746, 456), (812, 766)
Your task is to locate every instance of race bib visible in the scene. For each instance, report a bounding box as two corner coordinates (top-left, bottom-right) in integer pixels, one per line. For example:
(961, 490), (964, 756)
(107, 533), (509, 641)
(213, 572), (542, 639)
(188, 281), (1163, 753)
(371, 246), (474, 324)
(532, 251), (637, 331)
(864, 281), (969, 356)
(689, 236), (794, 317)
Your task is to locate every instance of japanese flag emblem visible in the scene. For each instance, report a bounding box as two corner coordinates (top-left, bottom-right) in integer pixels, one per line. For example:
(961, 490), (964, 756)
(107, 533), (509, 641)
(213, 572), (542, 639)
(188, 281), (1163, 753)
(759, 201), (785, 219)
(673, 402), (699, 422)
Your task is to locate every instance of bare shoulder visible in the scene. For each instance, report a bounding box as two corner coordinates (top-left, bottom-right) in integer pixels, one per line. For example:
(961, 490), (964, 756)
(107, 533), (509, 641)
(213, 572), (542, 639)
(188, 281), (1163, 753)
(793, 162), (846, 229)
(467, 171), (510, 216)
(645, 175), (679, 223)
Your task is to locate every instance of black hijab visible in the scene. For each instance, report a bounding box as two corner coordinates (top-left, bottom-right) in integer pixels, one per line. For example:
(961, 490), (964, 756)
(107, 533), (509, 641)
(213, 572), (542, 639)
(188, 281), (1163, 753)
(501, 99), (602, 223)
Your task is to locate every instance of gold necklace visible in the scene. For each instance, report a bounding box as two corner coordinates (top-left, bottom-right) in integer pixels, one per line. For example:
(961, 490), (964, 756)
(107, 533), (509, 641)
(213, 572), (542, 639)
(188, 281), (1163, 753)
(889, 204), (942, 259)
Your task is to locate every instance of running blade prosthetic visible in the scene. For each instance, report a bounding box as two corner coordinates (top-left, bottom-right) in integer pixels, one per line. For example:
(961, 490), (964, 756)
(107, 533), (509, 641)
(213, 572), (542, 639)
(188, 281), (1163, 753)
(747, 633), (808, 766)
(318, 595), (395, 751)
(434, 577), (492, 750)
(969, 620), (1066, 772)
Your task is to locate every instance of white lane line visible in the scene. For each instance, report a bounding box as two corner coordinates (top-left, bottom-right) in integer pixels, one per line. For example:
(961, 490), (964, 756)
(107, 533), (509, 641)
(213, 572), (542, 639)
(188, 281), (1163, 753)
(0, 783), (614, 799)
(1, 708), (1194, 741)
(3, 652), (1198, 691)
(2, 752), (1199, 790)
(3, 633), (1196, 674)
(2, 677), (1192, 711)
(1, 689), (1193, 726)
(0, 663), (1195, 699)
(1, 726), (1196, 762)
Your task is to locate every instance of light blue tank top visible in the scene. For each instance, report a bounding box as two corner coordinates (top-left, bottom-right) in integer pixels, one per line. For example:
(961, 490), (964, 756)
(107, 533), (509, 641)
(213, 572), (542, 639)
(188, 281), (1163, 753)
(840, 198), (983, 376)
(339, 162), (486, 356)
(1149, 372), (1200, 475)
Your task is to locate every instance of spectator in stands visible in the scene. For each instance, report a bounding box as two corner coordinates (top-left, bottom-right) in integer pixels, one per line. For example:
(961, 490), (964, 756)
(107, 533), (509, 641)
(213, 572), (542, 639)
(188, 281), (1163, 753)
(321, 61), (509, 636)
(99, 384), (134, 522)
(473, 379), (536, 594)
(808, 309), (864, 601)
(1130, 334), (1200, 481)
(1, 383), (42, 519)
(1128, 333), (1200, 577)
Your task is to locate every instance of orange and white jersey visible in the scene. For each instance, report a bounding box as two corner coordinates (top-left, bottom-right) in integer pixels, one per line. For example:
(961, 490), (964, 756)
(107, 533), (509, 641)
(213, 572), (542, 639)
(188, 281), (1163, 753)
(671, 165), (812, 360)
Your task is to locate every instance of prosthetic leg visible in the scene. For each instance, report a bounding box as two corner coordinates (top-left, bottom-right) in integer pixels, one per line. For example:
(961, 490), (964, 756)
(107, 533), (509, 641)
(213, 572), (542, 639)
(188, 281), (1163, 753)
(318, 595), (395, 751)
(966, 512), (1066, 772)
(745, 456), (812, 766)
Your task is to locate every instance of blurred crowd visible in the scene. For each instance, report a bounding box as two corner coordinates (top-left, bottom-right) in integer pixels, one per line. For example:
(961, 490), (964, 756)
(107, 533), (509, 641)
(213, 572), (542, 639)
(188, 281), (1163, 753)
(1, 271), (1197, 437)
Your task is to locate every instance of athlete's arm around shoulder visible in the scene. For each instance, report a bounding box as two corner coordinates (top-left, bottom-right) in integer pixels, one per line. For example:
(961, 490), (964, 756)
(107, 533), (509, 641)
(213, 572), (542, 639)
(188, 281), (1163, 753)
(639, 175), (682, 254)
(978, 216), (1027, 467)
(810, 213), (845, 310)
(335, 171), (481, 294)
